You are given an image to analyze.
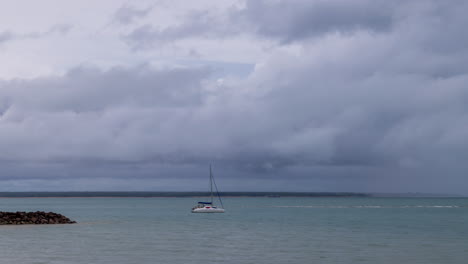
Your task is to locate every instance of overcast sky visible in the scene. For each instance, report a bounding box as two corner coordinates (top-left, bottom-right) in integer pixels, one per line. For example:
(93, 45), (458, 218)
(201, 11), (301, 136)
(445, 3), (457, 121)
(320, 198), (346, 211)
(1, 0), (468, 194)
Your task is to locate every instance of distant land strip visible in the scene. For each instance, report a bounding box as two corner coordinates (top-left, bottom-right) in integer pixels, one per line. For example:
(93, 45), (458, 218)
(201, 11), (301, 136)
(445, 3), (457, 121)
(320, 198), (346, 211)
(0, 192), (459, 198)
(0, 192), (370, 198)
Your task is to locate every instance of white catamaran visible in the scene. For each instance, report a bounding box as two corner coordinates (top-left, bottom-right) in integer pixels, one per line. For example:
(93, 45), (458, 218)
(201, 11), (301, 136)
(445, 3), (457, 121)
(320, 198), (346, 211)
(191, 165), (225, 213)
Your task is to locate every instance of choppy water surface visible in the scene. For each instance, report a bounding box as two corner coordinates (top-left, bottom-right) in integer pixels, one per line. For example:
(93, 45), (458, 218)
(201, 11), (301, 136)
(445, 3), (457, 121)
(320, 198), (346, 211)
(1, 197), (468, 264)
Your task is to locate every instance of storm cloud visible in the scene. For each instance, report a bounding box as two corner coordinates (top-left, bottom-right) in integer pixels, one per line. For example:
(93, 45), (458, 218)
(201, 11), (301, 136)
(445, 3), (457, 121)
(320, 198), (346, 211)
(124, 0), (399, 49)
(1, 0), (468, 193)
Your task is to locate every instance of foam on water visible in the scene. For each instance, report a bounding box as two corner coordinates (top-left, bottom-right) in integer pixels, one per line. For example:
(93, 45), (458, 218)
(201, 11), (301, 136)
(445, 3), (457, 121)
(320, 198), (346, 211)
(272, 205), (464, 208)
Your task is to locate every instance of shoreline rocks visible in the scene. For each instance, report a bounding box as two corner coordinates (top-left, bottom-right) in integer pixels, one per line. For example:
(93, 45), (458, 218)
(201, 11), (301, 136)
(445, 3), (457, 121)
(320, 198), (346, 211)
(0, 211), (76, 225)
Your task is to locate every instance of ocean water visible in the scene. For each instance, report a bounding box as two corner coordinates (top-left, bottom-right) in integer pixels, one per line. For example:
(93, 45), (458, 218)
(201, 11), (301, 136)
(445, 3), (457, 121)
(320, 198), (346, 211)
(0, 197), (468, 264)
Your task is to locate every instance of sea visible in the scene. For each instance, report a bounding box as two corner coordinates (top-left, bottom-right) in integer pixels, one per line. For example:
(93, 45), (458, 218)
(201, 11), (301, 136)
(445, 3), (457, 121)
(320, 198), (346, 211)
(1, 196), (467, 264)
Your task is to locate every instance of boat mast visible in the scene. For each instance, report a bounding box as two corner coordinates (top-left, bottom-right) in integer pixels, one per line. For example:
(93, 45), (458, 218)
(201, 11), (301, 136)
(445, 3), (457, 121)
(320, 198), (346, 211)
(210, 164), (213, 204)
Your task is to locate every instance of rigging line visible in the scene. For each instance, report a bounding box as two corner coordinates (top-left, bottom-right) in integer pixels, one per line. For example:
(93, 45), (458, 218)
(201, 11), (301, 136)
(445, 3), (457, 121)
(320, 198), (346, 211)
(211, 169), (224, 209)
(210, 165), (213, 204)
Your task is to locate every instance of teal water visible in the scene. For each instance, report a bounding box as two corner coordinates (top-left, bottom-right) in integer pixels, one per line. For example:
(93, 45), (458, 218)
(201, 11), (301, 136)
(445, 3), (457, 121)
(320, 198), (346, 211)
(0, 197), (467, 263)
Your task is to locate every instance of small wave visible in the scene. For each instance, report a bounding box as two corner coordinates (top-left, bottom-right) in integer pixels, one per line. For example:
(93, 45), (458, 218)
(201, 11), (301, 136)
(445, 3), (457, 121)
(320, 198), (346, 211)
(272, 205), (464, 208)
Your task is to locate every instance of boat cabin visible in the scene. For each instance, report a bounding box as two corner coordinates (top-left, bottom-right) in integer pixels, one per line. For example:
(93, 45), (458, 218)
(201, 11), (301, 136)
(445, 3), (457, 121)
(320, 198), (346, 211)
(194, 202), (218, 209)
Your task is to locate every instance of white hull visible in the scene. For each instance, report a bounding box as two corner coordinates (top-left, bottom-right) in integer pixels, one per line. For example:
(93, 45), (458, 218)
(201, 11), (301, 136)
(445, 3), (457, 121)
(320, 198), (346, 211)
(192, 208), (225, 213)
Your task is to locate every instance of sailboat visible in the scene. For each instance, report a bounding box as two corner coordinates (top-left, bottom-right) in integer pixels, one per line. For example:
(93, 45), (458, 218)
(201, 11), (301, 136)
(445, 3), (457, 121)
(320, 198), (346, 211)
(191, 165), (225, 213)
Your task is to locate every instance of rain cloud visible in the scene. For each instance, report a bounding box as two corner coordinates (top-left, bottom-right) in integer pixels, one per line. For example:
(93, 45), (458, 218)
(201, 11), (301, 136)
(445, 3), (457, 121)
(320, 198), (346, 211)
(1, 0), (468, 193)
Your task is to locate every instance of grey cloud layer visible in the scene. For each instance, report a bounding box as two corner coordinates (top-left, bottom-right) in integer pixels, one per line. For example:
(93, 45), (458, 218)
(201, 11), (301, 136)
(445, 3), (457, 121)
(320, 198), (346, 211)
(123, 0), (400, 49)
(0, 66), (210, 162)
(113, 4), (153, 25)
(0, 24), (72, 46)
(0, 31), (13, 44)
(236, 0), (397, 42)
(1, 44), (468, 172)
(1, 0), (468, 193)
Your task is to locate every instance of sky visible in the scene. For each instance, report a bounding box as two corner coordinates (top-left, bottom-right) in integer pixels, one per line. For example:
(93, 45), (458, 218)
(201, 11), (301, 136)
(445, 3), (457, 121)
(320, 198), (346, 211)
(1, 0), (468, 194)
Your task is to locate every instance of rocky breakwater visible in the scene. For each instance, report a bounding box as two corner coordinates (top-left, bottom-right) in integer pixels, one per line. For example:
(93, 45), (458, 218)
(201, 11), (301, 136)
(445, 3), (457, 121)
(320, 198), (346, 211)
(0, 211), (76, 225)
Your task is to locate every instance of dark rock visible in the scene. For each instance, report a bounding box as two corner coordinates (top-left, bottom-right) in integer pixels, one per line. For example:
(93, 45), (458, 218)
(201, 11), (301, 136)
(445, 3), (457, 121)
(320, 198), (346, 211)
(0, 211), (76, 225)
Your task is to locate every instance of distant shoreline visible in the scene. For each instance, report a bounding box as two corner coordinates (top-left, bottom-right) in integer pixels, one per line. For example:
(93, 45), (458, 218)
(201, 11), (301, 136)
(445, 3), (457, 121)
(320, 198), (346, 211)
(0, 192), (461, 198)
(0, 192), (368, 198)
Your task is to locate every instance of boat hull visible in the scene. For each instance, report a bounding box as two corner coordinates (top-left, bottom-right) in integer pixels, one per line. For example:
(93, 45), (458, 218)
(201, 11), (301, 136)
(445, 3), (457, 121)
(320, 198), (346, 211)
(191, 208), (225, 213)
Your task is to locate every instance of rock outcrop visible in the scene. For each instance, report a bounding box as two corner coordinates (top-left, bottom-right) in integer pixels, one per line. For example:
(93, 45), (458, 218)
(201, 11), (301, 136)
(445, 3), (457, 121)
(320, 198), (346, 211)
(0, 211), (76, 225)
